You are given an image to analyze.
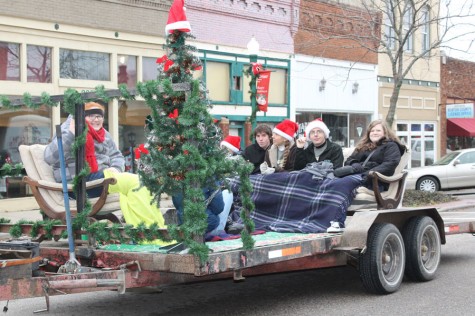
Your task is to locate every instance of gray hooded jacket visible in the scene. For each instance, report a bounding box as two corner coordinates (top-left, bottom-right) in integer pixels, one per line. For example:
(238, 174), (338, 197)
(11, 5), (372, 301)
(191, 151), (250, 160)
(44, 115), (125, 182)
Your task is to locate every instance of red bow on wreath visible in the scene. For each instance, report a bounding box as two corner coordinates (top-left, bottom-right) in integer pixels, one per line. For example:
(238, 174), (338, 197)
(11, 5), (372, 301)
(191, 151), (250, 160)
(168, 109), (179, 123)
(156, 54), (174, 71)
(134, 144), (149, 159)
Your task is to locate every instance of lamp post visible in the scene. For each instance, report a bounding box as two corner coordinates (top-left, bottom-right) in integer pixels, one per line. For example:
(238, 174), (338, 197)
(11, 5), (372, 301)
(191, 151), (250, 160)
(247, 36), (260, 132)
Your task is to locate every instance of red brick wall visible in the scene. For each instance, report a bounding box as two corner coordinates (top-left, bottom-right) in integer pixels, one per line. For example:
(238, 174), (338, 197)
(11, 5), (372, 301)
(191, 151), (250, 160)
(295, 0), (378, 64)
(440, 57), (475, 154)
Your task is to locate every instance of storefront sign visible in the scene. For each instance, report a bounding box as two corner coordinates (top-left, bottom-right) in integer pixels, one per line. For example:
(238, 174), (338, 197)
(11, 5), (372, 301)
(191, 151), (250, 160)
(446, 103), (474, 118)
(256, 70), (271, 112)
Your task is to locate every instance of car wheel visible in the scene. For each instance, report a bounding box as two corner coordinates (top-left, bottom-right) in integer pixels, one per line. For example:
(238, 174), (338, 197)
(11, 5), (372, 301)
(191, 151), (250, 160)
(416, 176), (439, 192)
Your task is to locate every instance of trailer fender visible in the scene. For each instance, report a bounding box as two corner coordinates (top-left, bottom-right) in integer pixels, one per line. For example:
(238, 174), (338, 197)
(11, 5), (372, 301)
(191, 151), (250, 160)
(338, 208), (445, 251)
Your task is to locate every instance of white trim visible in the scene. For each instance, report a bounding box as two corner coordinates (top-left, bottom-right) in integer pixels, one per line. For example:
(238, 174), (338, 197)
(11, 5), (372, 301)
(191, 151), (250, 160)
(221, 141), (239, 154)
(273, 128), (293, 142)
(165, 21), (191, 34)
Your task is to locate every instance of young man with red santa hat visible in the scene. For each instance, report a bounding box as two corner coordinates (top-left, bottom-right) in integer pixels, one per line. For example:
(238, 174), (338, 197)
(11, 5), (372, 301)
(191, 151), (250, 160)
(260, 119), (299, 174)
(294, 118), (344, 170)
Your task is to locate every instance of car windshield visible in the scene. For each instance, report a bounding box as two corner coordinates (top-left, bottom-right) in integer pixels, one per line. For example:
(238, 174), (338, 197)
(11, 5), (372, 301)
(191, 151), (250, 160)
(432, 152), (460, 165)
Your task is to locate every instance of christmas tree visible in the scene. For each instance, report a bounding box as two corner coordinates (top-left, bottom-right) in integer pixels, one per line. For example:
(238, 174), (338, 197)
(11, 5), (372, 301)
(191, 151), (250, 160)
(136, 0), (255, 260)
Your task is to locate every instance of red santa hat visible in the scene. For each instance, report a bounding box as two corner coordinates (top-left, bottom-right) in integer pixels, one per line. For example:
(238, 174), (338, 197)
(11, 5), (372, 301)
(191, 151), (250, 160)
(165, 0), (191, 34)
(273, 119), (299, 142)
(220, 135), (241, 154)
(305, 118), (330, 139)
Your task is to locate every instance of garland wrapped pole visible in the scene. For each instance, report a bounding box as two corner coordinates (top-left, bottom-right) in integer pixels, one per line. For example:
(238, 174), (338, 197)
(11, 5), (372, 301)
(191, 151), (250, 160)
(0, 1), (256, 262)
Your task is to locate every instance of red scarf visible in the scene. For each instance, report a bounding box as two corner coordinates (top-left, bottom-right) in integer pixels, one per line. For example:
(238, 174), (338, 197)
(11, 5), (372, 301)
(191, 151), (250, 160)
(85, 122), (106, 173)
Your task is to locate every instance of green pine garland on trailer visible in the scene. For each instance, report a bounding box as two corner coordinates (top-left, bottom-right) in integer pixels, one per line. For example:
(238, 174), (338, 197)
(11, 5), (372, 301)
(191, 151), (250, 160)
(0, 32), (256, 261)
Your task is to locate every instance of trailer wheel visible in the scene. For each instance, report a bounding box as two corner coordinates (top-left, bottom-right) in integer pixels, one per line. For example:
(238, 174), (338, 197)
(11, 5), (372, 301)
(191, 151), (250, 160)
(359, 223), (405, 294)
(403, 216), (441, 281)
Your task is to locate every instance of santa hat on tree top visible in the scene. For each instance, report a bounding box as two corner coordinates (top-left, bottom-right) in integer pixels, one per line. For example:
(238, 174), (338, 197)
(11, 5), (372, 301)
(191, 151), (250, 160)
(165, 0), (191, 34)
(221, 135), (241, 154)
(305, 118), (330, 139)
(273, 119), (299, 142)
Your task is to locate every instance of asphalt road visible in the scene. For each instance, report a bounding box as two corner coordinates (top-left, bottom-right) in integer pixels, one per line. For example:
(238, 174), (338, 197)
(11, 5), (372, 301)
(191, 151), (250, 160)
(3, 233), (475, 316)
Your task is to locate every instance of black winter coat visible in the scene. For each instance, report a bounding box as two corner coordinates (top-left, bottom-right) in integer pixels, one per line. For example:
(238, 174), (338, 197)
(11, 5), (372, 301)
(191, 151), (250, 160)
(294, 140), (344, 170)
(242, 142), (270, 174)
(345, 140), (405, 189)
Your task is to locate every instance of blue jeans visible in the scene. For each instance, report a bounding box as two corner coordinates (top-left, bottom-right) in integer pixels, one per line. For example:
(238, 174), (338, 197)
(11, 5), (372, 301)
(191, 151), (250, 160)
(68, 171), (105, 199)
(172, 188), (225, 233)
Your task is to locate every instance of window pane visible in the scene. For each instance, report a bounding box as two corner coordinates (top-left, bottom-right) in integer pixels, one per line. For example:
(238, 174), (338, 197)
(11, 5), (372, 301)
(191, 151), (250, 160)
(424, 124), (434, 132)
(397, 123), (408, 132)
(0, 106), (52, 163)
(118, 100), (152, 173)
(349, 113), (371, 147)
(0, 42), (20, 81)
(117, 55), (137, 88)
(206, 61), (230, 102)
(27, 45), (52, 83)
(142, 57), (158, 81)
(411, 124), (421, 132)
(59, 49), (110, 80)
(267, 68), (287, 104)
(322, 113), (347, 147)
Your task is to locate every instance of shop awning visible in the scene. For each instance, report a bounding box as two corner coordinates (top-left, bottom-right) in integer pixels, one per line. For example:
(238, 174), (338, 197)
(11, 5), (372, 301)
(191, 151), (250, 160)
(447, 118), (475, 137)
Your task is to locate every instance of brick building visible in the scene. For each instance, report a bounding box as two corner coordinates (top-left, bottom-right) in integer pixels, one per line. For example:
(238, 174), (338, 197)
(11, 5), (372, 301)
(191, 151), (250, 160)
(440, 55), (475, 155)
(292, 0), (378, 147)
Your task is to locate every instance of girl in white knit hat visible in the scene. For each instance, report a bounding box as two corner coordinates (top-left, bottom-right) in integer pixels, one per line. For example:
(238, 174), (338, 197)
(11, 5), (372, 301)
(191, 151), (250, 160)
(294, 118), (344, 170)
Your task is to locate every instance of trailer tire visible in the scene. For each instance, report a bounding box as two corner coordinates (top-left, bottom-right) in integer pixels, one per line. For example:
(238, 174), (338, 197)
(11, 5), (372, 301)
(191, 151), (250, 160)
(403, 216), (441, 281)
(359, 223), (405, 294)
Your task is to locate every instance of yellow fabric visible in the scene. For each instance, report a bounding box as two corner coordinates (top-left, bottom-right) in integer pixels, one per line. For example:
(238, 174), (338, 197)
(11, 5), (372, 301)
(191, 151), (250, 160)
(103, 170), (174, 246)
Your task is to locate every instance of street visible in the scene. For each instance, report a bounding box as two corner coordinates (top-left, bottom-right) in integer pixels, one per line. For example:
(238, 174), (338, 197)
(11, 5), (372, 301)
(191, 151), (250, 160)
(2, 233), (475, 316)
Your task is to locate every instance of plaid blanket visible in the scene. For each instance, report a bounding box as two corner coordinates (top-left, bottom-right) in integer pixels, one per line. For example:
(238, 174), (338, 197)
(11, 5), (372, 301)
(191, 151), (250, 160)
(229, 172), (363, 233)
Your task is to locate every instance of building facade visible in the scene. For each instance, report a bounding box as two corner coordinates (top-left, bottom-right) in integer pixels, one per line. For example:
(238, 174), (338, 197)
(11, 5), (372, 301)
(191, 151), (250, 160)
(0, 0), (296, 198)
(292, 0), (378, 147)
(440, 55), (475, 156)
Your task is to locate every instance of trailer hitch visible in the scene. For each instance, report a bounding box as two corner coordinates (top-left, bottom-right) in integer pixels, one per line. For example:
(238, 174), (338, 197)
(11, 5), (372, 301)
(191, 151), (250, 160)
(34, 270), (126, 313)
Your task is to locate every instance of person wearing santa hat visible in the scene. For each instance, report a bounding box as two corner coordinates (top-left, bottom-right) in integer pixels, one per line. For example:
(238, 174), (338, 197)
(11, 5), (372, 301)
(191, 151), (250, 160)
(220, 135), (242, 156)
(294, 118), (344, 171)
(260, 119), (299, 174)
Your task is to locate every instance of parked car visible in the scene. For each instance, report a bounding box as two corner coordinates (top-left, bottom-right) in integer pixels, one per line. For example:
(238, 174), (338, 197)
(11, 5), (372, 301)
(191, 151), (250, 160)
(405, 148), (475, 192)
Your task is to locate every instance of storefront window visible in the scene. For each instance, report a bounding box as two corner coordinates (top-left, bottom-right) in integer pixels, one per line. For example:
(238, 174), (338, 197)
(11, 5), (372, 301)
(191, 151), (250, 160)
(296, 112), (371, 148)
(397, 121), (437, 168)
(206, 61), (230, 102)
(27, 45), (52, 83)
(118, 100), (152, 173)
(0, 42), (20, 81)
(0, 106), (52, 164)
(143, 57), (158, 81)
(59, 49), (110, 80)
(117, 55), (137, 88)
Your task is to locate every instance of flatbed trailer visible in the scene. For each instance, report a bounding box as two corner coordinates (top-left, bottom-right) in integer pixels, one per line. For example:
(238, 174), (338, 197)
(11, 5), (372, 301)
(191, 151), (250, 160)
(1, 205), (475, 312)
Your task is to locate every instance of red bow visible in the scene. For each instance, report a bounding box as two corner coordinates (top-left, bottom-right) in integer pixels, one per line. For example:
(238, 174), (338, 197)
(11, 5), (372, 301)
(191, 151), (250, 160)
(156, 54), (174, 71)
(168, 109), (179, 122)
(134, 144), (149, 159)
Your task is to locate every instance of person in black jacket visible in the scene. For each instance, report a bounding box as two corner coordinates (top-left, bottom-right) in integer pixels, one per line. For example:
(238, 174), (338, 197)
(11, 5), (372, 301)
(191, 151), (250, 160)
(294, 118), (344, 170)
(242, 124), (272, 174)
(345, 119), (406, 191)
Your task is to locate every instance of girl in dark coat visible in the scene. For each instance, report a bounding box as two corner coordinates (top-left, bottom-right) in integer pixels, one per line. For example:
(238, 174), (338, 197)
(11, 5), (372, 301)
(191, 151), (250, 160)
(345, 119), (406, 191)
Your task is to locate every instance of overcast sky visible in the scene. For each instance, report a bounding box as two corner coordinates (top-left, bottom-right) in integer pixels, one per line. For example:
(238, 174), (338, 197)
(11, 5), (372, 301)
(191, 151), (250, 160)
(440, 0), (475, 61)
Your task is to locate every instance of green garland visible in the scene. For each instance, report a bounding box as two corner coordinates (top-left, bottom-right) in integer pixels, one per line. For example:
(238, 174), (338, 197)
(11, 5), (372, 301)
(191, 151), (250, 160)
(0, 163), (24, 178)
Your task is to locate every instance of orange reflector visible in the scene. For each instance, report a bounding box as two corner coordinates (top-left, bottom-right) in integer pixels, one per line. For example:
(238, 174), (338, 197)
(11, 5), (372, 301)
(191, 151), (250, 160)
(447, 225), (460, 233)
(268, 246), (302, 259)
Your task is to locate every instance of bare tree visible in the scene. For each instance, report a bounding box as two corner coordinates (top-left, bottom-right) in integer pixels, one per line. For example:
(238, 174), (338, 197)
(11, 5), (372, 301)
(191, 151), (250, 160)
(296, 0), (475, 127)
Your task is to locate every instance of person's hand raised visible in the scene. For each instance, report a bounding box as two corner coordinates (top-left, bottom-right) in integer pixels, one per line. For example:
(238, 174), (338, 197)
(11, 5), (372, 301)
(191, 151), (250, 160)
(296, 136), (307, 148)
